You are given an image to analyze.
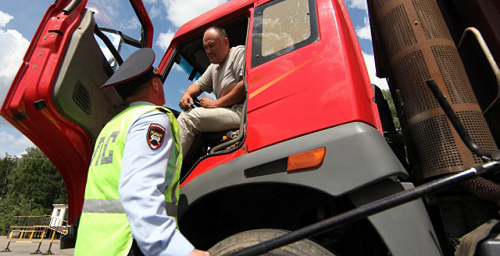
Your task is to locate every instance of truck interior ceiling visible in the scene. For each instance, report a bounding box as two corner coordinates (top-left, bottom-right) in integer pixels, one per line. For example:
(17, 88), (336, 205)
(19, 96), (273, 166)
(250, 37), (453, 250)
(164, 16), (249, 178)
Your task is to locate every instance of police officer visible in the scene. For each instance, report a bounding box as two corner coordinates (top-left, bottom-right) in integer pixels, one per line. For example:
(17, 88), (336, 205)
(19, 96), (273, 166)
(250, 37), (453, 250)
(74, 48), (209, 256)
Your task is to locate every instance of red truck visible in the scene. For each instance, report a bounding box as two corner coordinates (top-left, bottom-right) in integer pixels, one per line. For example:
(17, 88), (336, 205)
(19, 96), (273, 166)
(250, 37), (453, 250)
(2, 0), (500, 255)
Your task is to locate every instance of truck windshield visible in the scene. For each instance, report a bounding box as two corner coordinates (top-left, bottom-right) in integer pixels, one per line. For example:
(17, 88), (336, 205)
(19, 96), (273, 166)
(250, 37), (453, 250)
(177, 56), (202, 81)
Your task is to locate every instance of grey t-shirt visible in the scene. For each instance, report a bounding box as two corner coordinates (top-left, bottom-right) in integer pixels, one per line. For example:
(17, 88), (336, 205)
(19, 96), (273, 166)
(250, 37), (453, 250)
(195, 45), (245, 99)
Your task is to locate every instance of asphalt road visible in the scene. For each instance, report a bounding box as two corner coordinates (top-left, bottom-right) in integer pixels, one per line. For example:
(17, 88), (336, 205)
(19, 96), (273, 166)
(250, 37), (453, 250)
(0, 236), (74, 255)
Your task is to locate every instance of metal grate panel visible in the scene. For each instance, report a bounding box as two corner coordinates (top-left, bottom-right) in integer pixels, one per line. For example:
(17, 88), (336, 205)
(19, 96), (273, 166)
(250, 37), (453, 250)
(373, 0), (391, 13)
(393, 50), (437, 119)
(412, 0), (451, 40)
(73, 81), (91, 115)
(432, 45), (477, 105)
(456, 111), (498, 164)
(412, 115), (463, 177)
(371, 0), (498, 179)
(380, 4), (418, 58)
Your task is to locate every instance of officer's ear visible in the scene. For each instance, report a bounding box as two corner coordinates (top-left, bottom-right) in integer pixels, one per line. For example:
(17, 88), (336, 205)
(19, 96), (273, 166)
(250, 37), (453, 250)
(151, 77), (162, 92)
(151, 77), (165, 103)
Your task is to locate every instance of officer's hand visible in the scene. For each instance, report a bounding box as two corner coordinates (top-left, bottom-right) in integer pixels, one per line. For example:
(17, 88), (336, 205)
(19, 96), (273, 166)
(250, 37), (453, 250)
(179, 94), (194, 110)
(188, 249), (211, 256)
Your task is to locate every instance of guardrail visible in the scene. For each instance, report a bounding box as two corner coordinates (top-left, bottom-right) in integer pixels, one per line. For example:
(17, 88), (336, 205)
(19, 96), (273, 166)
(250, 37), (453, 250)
(1, 215), (68, 254)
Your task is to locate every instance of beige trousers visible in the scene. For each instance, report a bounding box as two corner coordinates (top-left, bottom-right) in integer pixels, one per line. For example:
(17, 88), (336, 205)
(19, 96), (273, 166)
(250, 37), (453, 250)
(177, 105), (242, 156)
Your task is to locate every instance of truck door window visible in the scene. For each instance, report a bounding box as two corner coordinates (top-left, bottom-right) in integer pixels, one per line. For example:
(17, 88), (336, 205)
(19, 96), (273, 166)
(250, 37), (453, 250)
(88, 0), (145, 67)
(252, 0), (318, 67)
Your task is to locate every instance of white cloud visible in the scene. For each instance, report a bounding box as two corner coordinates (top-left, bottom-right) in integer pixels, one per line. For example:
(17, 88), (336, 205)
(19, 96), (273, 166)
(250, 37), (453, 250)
(356, 16), (371, 41)
(0, 131), (34, 154)
(150, 5), (162, 19)
(143, 0), (158, 4)
(99, 0), (120, 19)
(362, 52), (389, 90)
(0, 11), (33, 156)
(0, 29), (29, 81)
(122, 17), (141, 30)
(162, 0), (227, 28)
(0, 10), (13, 27)
(345, 0), (371, 41)
(156, 29), (175, 51)
(345, 0), (367, 11)
(0, 11), (30, 107)
(87, 0), (118, 27)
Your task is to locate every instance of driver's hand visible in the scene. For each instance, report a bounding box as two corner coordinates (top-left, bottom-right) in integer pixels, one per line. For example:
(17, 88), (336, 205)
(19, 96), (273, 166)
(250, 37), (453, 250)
(188, 249), (210, 256)
(199, 97), (218, 108)
(179, 94), (194, 110)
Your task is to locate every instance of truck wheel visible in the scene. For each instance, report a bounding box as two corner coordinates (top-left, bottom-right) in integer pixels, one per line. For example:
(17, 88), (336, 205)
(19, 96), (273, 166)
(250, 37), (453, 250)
(209, 229), (337, 256)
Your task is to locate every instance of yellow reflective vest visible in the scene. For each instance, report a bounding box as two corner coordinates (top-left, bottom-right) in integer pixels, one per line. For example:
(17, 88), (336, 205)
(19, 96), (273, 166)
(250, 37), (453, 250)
(74, 105), (182, 256)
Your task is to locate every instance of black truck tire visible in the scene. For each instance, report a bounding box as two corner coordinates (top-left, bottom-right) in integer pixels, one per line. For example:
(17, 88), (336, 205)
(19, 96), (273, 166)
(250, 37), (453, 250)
(208, 229), (337, 256)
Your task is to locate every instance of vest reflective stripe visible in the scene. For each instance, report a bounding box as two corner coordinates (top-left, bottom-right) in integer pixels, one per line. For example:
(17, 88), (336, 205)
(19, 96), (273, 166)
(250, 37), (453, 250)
(82, 199), (124, 213)
(75, 105), (182, 256)
(83, 199), (178, 217)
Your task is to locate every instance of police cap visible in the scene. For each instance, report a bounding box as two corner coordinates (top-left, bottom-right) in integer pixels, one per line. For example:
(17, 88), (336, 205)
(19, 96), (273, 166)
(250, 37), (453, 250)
(101, 48), (159, 98)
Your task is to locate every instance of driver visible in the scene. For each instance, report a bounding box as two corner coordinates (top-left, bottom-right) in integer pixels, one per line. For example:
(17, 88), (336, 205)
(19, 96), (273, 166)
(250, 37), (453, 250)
(177, 26), (245, 156)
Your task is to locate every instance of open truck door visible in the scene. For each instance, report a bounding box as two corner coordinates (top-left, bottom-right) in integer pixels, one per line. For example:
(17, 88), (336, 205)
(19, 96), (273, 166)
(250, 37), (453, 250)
(0, 0), (153, 225)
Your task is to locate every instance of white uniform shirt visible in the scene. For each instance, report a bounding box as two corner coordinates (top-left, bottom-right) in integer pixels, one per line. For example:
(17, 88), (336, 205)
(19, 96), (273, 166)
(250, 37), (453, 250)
(195, 45), (245, 99)
(119, 101), (194, 256)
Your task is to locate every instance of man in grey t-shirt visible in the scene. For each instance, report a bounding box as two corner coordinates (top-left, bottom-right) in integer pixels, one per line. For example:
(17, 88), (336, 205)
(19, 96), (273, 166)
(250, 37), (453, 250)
(177, 27), (246, 156)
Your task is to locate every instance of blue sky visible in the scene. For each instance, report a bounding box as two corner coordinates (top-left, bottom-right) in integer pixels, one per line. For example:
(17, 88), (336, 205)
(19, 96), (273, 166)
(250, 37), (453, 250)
(0, 0), (387, 156)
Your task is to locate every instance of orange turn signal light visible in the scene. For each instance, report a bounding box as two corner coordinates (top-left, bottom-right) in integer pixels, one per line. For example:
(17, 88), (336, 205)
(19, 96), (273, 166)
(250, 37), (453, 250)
(287, 147), (326, 172)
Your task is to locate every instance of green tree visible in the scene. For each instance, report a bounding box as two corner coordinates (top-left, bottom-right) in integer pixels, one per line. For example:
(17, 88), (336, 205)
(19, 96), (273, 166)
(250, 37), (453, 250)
(0, 196), (45, 235)
(7, 147), (67, 208)
(382, 89), (401, 132)
(0, 147), (67, 235)
(0, 154), (17, 199)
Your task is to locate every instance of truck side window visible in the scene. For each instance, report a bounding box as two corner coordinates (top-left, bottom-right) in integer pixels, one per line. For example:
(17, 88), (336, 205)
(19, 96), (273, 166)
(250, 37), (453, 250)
(252, 0), (318, 67)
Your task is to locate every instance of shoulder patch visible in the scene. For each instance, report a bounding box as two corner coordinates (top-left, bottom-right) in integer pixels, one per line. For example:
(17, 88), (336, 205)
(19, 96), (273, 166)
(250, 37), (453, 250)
(147, 123), (166, 150)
